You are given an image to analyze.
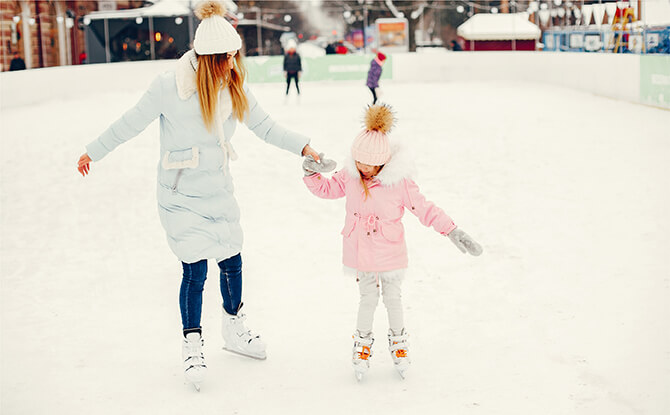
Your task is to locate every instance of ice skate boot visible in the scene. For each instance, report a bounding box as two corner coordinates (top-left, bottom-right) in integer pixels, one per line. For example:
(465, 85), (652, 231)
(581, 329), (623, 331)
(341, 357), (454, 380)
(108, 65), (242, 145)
(182, 332), (207, 391)
(221, 306), (267, 360)
(352, 331), (374, 382)
(388, 329), (410, 379)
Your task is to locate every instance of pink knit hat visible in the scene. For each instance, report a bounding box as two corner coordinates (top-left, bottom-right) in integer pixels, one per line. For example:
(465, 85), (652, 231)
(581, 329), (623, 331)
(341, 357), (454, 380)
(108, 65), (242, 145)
(351, 104), (394, 166)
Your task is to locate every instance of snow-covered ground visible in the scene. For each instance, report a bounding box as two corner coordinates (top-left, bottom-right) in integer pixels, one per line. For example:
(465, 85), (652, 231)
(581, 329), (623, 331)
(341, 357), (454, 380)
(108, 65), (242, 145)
(1, 70), (669, 414)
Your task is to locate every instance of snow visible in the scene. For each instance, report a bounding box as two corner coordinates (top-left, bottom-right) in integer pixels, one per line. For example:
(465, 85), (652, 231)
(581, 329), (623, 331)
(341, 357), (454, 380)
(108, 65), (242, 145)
(1, 63), (670, 414)
(85, 0), (192, 20)
(457, 13), (541, 40)
(297, 41), (327, 58)
(643, 0), (670, 26)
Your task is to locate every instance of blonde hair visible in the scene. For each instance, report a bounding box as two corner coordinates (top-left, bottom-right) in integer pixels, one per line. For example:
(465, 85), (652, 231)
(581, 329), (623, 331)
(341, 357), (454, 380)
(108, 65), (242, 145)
(196, 52), (249, 130)
(358, 165), (383, 200)
(361, 176), (371, 200)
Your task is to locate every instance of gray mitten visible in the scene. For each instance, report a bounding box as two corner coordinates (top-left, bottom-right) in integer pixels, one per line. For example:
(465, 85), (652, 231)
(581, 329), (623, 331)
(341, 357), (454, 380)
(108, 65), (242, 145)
(447, 228), (483, 256)
(302, 153), (337, 176)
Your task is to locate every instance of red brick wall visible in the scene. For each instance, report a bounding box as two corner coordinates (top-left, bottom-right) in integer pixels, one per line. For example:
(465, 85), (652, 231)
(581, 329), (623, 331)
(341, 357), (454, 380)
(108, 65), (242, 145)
(1, 1), (22, 71)
(1, 0), (148, 71)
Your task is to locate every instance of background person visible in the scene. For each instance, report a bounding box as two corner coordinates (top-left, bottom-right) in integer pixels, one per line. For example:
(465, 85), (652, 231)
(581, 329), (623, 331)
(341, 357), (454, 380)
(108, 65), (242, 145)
(283, 39), (302, 97)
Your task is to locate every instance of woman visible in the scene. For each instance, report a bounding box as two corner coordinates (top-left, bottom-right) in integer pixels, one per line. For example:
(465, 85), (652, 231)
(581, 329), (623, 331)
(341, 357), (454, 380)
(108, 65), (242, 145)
(76, 1), (330, 390)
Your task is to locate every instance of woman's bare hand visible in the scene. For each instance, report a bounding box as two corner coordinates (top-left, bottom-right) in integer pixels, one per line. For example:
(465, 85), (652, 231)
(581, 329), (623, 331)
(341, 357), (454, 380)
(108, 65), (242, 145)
(77, 153), (92, 177)
(301, 145), (320, 162)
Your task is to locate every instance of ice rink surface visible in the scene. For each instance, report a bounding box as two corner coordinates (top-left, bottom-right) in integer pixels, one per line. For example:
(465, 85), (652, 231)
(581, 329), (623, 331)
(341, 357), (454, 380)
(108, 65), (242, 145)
(1, 72), (669, 414)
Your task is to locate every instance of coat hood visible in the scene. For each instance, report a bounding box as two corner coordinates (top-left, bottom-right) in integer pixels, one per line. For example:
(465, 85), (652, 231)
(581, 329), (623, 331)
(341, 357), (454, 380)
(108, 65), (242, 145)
(344, 140), (416, 186)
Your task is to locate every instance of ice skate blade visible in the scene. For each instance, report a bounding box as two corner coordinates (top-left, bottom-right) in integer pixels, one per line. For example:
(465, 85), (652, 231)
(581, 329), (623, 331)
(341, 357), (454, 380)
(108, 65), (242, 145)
(353, 364), (368, 382)
(222, 346), (267, 360)
(395, 364), (409, 379)
(184, 380), (202, 392)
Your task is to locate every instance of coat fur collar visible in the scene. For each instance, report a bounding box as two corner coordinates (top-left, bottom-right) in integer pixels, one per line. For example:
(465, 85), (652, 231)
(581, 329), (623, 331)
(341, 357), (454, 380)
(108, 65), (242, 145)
(175, 49), (199, 100)
(344, 140), (416, 186)
(175, 49), (233, 122)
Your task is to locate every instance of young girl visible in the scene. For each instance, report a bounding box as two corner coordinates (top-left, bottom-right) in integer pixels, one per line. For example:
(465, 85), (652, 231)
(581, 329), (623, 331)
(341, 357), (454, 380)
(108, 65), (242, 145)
(302, 105), (482, 381)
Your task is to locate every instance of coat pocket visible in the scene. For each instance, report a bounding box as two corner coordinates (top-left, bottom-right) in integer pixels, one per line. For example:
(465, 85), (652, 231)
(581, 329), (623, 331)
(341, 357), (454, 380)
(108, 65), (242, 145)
(161, 147), (200, 170)
(378, 222), (404, 242)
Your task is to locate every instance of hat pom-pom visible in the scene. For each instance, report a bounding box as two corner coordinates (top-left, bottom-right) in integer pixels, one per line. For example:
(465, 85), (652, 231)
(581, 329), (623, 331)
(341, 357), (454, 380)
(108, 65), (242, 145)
(364, 104), (395, 134)
(195, 0), (226, 20)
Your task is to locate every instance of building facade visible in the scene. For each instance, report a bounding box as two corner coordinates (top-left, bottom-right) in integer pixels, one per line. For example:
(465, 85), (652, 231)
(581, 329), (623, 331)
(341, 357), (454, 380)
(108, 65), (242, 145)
(1, 1), (145, 71)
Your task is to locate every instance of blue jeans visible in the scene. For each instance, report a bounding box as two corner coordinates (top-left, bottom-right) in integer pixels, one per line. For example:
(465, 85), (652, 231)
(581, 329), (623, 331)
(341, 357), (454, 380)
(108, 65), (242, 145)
(179, 253), (243, 331)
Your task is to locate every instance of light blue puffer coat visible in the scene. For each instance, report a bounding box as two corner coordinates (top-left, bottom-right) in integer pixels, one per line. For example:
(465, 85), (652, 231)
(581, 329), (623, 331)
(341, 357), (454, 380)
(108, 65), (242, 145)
(86, 52), (309, 264)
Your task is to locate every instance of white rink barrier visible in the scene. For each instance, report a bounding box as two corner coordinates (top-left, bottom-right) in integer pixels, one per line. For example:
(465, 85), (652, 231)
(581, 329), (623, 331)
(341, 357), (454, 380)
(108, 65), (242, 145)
(1, 51), (668, 110)
(392, 51), (642, 104)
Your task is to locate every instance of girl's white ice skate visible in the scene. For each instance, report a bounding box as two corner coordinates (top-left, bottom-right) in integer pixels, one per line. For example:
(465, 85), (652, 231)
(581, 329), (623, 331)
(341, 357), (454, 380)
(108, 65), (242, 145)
(221, 309), (267, 360)
(182, 332), (207, 391)
(388, 329), (410, 379)
(352, 331), (374, 382)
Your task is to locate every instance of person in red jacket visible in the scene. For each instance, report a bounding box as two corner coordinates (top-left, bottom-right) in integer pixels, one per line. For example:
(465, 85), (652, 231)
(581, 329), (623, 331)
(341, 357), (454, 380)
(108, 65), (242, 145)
(366, 52), (386, 104)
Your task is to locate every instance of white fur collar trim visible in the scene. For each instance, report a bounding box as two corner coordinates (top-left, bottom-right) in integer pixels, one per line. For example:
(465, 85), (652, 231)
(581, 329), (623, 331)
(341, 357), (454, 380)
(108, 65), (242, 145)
(175, 50), (233, 122)
(344, 141), (416, 186)
(175, 49), (198, 100)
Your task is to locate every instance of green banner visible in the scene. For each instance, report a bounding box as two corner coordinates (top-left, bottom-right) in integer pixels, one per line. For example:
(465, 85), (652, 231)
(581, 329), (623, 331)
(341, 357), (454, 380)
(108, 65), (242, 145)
(640, 55), (670, 109)
(245, 54), (392, 83)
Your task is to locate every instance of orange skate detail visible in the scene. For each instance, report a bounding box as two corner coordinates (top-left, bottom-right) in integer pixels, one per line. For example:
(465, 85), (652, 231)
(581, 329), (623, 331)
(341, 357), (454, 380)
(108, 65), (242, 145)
(358, 345), (371, 360)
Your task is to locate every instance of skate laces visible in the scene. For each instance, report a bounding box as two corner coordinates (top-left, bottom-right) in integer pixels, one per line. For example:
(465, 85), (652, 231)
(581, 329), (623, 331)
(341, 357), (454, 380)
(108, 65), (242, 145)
(183, 335), (205, 367)
(388, 331), (409, 359)
(353, 334), (374, 361)
(355, 344), (372, 361)
(230, 313), (261, 344)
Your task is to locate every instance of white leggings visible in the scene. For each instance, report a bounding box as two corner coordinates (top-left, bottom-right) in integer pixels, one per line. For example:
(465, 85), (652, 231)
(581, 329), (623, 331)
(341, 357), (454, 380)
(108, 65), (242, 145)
(356, 271), (405, 336)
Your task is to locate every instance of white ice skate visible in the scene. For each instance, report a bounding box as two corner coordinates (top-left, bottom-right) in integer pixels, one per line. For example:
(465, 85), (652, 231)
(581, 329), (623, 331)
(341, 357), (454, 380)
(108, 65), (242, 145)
(182, 332), (207, 391)
(221, 309), (267, 360)
(388, 329), (410, 379)
(352, 331), (374, 382)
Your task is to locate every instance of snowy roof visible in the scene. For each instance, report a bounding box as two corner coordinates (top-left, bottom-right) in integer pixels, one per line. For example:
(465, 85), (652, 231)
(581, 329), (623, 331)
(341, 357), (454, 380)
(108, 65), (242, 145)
(457, 13), (541, 41)
(642, 0), (670, 26)
(85, 0), (237, 20)
(237, 19), (290, 32)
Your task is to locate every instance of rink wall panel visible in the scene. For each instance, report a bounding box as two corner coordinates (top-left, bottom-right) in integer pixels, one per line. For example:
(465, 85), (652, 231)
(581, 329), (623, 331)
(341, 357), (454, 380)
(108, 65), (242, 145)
(1, 52), (668, 110)
(391, 51), (642, 105)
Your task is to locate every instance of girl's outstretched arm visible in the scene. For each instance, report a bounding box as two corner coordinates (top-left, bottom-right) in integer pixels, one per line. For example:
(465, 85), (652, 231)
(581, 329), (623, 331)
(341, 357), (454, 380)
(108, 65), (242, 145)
(402, 179), (457, 235)
(303, 169), (347, 200)
(403, 179), (482, 255)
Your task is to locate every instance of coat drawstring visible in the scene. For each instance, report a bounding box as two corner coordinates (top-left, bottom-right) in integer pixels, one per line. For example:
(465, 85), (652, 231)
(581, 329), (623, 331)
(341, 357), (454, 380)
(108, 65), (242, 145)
(364, 214), (378, 236)
(215, 109), (238, 170)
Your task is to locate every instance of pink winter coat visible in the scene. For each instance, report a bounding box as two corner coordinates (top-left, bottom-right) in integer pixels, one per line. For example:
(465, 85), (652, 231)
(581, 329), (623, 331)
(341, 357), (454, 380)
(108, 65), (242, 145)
(303, 149), (457, 272)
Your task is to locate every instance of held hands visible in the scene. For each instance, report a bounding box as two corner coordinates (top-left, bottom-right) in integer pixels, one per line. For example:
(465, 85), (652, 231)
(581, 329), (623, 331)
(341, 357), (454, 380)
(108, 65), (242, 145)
(447, 228), (483, 256)
(301, 144), (320, 162)
(302, 153), (336, 176)
(77, 153), (92, 177)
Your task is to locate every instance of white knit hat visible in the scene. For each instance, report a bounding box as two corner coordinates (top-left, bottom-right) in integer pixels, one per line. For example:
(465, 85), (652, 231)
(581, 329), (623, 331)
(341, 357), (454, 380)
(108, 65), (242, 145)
(193, 1), (242, 55)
